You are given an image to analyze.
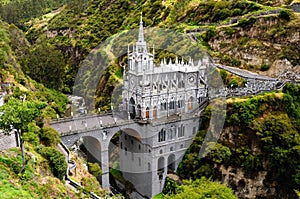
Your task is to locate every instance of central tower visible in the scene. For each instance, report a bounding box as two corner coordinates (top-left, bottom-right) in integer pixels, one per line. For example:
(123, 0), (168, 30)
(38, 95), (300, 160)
(128, 14), (154, 74)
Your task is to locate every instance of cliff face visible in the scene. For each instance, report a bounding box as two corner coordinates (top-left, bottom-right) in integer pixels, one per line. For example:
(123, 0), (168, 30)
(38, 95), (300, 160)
(208, 14), (300, 79)
(177, 89), (300, 199)
(215, 126), (277, 199)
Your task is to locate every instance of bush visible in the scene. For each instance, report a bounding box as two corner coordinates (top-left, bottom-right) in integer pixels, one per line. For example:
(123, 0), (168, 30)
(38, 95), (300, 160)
(39, 146), (67, 180)
(278, 10), (292, 21)
(40, 126), (60, 147)
(23, 122), (41, 145)
(88, 162), (102, 177)
(163, 178), (237, 199)
(229, 79), (238, 88)
(202, 26), (217, 42)
(260, 63), (269, 71)
(23, 131), (39, 146)
(237, 17), (256, 29)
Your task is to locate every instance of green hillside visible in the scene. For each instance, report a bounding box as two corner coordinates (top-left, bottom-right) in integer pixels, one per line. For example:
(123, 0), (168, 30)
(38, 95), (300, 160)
(0, 0), (299, 198)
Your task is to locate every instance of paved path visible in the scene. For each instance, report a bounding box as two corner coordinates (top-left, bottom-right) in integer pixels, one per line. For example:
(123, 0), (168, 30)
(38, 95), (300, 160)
(215, 64), (277, 81)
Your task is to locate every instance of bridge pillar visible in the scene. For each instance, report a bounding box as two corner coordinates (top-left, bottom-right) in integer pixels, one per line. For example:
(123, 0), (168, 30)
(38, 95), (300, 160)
(101, 148), (110, 190)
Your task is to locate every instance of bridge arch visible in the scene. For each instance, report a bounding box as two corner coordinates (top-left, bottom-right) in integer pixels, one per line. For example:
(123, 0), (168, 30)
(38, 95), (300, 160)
(81, 136), (102, 161)
(157, 156), (165, 180)
(167, 154), (176, 173)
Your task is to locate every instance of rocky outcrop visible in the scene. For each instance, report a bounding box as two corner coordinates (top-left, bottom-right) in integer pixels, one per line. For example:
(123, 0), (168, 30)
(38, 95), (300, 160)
(217, 165), (276, 199)
(47, 28), (75, 38)
(209, 15), (300, 79)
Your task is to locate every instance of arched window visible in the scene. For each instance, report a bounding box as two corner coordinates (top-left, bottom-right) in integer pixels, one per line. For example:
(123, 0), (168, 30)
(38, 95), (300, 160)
(169, 99), (175, 109)
(188, 96), (193, 110)
(161, 99), (167, 111)
(178, 124), (184, 137)
(146, 107), (150, 119)
(124, 99), (128, 111)
(137, 104), (142, 118)
(129, 97), (136, 119)
(148, 162), (151, 171)
(153, 106), (157, 118)
(178, 100), (183, 108)
(158, 129), (166, 142)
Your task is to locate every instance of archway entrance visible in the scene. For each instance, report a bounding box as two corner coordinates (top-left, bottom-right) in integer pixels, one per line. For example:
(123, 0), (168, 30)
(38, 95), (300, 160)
(129, 97), (136, 119)
(167, 154), (176, 173)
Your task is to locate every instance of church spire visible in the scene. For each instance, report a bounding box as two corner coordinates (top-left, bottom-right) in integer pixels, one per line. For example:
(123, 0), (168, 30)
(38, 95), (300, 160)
(138, 12), (144, 43)
(136, 12), (147, 53)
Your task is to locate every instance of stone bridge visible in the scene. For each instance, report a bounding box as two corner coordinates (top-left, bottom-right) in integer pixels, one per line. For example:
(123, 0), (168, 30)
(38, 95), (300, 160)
(51, 105), (204, 197)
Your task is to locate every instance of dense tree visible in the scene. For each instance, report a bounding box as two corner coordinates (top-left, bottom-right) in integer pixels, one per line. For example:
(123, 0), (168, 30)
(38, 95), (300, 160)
(21, 42), (66, 90)
(163, 178), (237, 199)
(0, 0), (70, 27)
(40, 126), (60, 146)
(38, 146), (68, 180)
(0, 98), (46, 172)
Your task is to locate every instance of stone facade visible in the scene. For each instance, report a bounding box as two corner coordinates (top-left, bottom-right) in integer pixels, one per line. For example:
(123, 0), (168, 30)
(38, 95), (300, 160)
(119, 16), (207, 198)
(122, 15), (208, 121)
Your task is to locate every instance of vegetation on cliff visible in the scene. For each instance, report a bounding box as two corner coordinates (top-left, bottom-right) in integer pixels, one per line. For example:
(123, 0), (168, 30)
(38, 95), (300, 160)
(177, 84), (300, 198)
(0, 0), (300, 198)
(0, 16), (105, 198)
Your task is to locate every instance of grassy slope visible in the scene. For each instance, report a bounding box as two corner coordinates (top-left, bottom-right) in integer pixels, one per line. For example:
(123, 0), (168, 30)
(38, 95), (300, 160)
(0, 147), (78, 199)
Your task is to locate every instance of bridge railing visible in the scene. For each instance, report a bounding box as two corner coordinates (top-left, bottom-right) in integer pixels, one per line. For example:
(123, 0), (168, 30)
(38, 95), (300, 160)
(51, 111), (113, 124)
(57, 117), (136, 136)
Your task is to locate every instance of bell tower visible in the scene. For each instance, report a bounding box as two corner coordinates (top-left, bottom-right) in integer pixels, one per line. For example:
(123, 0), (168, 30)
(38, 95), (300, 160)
(128, 13), (154, 74)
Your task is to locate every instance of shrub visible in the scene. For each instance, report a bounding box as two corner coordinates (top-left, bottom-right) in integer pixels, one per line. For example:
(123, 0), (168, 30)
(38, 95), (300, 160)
(219, 69), (228, 84)
(39, 146), (67, 180)
(88, 162), (102, 177)
(40, 126), (60, 147)
(260, 63), (269, 71)
(202, 26), (217, 42)
(237, 17), (256, 29)
(278, 10), (292, 21)
(23, 131), (39, 145)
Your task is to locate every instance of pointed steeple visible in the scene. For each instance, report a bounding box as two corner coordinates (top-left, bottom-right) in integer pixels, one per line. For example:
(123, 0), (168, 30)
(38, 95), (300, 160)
(136, 12), (147, 53)
(138, 13), (144, 43)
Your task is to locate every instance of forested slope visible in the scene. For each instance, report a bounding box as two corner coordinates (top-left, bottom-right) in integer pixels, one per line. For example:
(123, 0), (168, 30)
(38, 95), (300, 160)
(0, 0), (300, 198)
(177, 84), (300, 198)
